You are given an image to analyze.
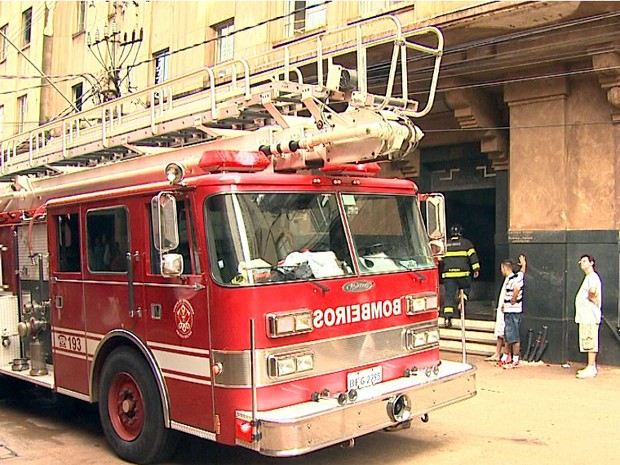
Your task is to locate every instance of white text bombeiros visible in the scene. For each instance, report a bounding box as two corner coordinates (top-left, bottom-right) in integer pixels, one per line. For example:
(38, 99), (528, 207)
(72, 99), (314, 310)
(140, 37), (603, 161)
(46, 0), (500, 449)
(313, 299), (402, 328)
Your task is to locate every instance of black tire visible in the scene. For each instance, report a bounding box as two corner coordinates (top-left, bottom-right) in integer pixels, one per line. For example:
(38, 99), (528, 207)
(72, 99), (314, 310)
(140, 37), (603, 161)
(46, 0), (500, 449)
(98, 346), (179, 464)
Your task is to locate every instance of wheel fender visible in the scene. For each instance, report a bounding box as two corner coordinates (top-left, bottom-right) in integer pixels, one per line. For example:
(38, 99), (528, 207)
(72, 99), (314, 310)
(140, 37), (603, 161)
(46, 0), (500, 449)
(90, 329), (171, 428)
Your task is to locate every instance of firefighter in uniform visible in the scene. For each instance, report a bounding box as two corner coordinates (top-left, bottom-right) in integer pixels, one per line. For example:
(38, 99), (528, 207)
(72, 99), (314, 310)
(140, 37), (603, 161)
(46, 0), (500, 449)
(440, 224), (480, 327)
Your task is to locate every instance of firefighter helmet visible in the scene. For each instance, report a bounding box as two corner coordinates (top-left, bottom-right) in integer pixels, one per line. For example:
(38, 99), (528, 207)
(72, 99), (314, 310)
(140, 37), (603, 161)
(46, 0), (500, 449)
(449, 224), (463, 237)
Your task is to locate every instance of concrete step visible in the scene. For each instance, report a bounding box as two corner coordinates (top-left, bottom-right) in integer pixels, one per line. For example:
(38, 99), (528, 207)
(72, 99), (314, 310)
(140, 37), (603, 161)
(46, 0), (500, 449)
(438, 317), (497, 357)
(438, 317), (495, 332)
(440, 339), (496, 357)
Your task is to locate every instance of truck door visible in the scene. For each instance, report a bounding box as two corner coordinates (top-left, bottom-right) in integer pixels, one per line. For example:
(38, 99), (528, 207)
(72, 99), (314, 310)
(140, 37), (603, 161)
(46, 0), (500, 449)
(82, 201), (147, 370)
(141, 193), (213, 432)
(49, 207), (88, 395)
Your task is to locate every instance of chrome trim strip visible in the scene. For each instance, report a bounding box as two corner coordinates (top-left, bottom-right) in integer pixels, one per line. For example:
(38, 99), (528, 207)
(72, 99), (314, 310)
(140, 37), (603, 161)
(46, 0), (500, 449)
(164, 372), (211, 386)
(54, 277), (199, 289)
(56, 387), (90, 402)
(148, 340), (210, 356)
(144, 282), (203, 289)
(238, 360), (476, 457)
(170, 421), (216, 441)
(151, 348), (211, 379)
(212, 321), (438, 387)
(54, 278), (132, 286)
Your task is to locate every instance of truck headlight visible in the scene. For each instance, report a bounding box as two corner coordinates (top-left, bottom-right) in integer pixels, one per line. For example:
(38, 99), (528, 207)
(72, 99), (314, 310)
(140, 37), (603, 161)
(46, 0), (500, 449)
(406, 293), (438, 315)
(267, 310), (314, 338)
(403, 326), (440, 351)
(295, 353), (315, 372)
(268, 352), (315, 378)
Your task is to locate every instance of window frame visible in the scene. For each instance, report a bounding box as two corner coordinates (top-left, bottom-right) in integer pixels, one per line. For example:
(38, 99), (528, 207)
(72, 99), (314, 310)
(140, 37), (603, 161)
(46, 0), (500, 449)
(0, 24), (8, 62)
(153, 48), (170, 85)
(148, 197), (200, 276)
(213, 19), (234, 64)
(0, 105), (4, 141)
(72, 82), (84, 111)
(16, 94), (27, 134)
(286, 0), (327, 37)
(85, 206), (131, 274)
(55, 213), (82, 274)
(76, 0), (86, 34)
(22, 7), (32, 48)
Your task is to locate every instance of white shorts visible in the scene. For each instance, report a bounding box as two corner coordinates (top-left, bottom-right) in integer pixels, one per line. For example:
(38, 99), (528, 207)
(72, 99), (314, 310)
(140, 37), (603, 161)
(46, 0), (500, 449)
(578, 323), (599, 353)
(494, 307), (505, 338)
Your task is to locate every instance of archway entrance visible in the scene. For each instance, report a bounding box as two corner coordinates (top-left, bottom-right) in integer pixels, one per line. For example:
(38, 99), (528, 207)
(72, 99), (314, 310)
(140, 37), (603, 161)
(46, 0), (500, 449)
(419, 143), (503, 320)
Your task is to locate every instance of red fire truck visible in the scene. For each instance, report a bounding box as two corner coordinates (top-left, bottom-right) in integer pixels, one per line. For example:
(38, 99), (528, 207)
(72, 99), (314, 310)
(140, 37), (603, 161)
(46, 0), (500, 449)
(0, 19), (475, 464)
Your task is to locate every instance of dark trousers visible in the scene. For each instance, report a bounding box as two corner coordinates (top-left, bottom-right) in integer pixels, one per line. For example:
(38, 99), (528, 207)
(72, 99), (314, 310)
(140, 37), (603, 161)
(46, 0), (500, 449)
(441, 277), (472, 319)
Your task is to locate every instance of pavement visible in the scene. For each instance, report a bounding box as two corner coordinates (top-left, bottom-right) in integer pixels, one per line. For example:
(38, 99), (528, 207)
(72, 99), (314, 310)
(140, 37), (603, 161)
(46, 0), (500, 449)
(1, 353), (620, 464)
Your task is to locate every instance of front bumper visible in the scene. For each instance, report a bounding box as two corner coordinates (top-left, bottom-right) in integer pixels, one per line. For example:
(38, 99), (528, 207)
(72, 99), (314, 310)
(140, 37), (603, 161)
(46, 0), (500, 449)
(237, 359), (476, 456)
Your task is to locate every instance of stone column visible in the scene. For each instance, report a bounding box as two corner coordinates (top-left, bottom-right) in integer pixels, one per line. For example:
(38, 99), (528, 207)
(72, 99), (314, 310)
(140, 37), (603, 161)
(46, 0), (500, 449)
(504, 75), (571, 362)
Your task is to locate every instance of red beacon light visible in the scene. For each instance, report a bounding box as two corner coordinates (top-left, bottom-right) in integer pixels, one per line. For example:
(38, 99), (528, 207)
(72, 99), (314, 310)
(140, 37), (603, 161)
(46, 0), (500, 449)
(198, 150), (271, 173)
(319, 162), (381, 177)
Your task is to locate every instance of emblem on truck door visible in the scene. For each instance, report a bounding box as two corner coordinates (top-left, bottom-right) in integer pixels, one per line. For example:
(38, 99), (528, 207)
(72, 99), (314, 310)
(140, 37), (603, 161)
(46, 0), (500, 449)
(342, 280), (374, 293)
(174, 299), (195, 339)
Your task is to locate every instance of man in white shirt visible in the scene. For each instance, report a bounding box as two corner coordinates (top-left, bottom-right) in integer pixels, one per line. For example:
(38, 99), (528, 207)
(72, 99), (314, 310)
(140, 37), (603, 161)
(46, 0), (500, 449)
(486, 254), (526, 363)
(574, 254), (603, 379)
(499, 258), (525, 368)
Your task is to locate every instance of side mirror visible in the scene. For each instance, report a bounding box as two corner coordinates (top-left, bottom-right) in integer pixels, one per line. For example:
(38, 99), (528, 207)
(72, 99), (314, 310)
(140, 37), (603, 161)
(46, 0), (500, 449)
(151, 193), (179, 253)
(162, 253), (184, 277)
(421, 193), (446, 257)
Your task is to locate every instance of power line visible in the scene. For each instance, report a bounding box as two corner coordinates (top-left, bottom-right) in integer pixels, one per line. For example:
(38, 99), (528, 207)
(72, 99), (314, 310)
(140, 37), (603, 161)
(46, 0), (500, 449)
(0, 74), (89, 96)
(0, 72), (97, 80)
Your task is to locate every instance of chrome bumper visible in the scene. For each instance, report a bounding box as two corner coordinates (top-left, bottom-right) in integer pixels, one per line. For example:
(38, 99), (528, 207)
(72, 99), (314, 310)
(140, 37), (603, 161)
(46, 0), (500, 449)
(237, 360), (476, 457)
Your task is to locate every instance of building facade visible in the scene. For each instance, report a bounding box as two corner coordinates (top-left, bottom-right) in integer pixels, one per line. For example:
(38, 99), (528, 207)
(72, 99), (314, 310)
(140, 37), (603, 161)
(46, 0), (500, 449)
(1, 0), (619, 364)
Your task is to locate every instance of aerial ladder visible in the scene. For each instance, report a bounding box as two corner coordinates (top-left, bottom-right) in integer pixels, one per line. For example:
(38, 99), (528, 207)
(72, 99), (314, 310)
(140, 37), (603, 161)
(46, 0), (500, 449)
(0, 15), (443, 214)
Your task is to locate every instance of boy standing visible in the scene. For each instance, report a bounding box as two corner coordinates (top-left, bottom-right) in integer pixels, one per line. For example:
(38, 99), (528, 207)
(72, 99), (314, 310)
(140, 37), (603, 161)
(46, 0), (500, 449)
(498, 258), (525, 368)
(575, 254), (602, 379)
(486, 255), (526, 362)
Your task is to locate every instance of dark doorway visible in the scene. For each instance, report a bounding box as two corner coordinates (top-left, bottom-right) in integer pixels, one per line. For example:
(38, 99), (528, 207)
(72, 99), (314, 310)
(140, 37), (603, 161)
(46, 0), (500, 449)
(445, 188), (496, 309)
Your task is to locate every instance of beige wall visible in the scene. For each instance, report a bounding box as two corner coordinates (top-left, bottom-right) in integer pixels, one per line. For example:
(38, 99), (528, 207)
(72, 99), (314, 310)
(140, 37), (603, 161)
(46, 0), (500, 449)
(505, 73), (617, 231)
(1, 0), (498, 138)
(0, 0), (44, 134)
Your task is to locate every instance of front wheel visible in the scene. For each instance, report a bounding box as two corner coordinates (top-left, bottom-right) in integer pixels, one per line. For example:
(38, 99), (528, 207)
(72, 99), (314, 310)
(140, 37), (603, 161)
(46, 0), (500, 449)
(99, 347), (178, 464)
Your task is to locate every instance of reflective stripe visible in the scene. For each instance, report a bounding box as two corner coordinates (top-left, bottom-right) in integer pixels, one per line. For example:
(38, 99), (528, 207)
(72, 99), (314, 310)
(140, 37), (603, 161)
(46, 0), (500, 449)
(442, 271), (471, 278)
(472, 263), (480, 270)
(445, 251), (468, 257)
(466, 248), (476, 256)
(444, 307), (454, 313)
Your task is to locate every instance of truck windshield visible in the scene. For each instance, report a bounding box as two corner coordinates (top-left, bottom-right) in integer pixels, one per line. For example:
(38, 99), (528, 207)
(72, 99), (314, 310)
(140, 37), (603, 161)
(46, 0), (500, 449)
(344, 194), (435, 274)
(205, 192), (433, 286)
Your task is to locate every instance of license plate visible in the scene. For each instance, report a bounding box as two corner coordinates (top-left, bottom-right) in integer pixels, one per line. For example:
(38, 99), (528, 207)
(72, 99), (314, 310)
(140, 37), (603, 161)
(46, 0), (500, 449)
(347, 366), (382, 390)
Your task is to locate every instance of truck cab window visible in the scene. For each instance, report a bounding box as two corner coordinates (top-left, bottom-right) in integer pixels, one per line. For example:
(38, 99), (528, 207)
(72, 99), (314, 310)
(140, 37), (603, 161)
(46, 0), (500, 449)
(149, 199), (197, 275)
(56, 213), (81, 272)
(86, 207), (129, 273)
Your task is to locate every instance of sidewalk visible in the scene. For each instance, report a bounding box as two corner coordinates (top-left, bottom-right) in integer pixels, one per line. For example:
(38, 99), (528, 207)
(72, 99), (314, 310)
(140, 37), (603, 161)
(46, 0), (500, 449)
(427, 352), (620, 464)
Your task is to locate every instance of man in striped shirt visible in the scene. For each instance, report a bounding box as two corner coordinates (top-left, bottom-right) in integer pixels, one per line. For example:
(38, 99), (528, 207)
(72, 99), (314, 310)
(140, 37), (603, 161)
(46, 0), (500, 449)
(499, 259), (525, 368)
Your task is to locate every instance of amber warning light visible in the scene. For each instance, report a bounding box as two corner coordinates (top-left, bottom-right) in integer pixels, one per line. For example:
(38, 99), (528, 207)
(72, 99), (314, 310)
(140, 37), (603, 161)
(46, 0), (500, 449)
(199, 150), (271, 173)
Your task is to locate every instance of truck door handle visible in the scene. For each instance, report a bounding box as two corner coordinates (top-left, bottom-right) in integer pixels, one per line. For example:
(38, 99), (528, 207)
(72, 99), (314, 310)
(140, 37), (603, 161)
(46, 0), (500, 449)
(126, 252), (137, 317)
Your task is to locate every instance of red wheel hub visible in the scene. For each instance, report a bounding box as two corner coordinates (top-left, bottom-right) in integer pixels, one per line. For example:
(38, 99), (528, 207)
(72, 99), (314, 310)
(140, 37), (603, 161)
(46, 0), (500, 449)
(108, 372), (144, 441)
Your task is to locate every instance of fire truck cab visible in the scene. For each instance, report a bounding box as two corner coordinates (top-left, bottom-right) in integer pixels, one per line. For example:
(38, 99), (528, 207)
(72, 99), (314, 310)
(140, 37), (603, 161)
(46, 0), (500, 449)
(0, 18), (475, 464)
